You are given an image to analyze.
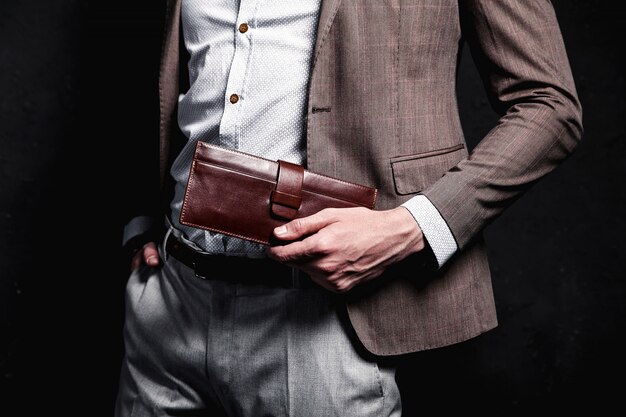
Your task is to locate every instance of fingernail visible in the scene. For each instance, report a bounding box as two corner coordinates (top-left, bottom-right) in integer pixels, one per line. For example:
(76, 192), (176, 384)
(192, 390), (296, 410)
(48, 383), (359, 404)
(275, 226), (287, 236)
(147, 256), (158, 266)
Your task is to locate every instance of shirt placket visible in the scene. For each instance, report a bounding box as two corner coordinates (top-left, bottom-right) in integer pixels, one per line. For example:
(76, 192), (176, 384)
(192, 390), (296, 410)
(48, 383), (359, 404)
(218, 0), (257, 150)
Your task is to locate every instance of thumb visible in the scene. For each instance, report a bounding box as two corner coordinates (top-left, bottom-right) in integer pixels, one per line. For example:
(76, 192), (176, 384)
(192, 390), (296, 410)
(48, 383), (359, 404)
(143, 242), (160, 266)
(273, 209), (337, 240)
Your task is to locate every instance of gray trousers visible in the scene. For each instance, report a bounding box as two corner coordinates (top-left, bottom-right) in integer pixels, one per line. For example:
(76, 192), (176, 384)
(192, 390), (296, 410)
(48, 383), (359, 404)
(114, 241), (402, 416)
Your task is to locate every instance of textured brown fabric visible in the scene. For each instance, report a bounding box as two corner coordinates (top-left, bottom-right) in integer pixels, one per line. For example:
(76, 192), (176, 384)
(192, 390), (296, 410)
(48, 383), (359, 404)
(158, 0), (582, 355)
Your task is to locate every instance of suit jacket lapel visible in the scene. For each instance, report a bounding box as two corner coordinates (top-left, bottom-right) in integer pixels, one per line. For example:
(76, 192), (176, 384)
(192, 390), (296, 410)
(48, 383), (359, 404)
(313, 0), (343, 65)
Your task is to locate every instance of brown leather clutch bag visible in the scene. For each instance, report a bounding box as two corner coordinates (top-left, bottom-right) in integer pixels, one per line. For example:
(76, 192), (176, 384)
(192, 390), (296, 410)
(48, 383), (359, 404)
(179, 141), (378, 245)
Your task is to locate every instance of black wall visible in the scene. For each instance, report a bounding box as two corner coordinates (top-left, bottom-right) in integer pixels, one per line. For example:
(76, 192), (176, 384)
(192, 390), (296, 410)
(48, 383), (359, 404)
(1, 1), (625, 415)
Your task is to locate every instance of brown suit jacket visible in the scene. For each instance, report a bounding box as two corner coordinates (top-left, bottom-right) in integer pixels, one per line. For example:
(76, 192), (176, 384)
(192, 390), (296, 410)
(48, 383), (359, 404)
(156, 0), (582, 355)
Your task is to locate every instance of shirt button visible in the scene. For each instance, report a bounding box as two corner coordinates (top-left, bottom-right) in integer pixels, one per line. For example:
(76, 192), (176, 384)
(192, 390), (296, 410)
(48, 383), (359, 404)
(238, 23), (249, 33)
(229, 93), (239, 104)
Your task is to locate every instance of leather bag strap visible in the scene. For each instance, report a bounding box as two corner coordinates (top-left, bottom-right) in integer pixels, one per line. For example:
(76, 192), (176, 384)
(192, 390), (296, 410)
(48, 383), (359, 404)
(271, 160), (304, 220)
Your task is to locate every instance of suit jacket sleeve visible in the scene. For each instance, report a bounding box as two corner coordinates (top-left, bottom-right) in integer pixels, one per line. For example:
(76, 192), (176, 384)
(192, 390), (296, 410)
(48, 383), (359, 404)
(422, 0), (583, 250)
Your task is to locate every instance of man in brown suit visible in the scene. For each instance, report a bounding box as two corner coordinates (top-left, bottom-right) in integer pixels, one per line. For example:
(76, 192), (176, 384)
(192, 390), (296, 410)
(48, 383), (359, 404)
(116, 1), (582, 416)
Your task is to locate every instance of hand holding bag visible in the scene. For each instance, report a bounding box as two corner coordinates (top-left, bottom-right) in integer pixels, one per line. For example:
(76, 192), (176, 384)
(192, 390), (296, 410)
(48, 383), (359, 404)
(179, 141), (378, 245)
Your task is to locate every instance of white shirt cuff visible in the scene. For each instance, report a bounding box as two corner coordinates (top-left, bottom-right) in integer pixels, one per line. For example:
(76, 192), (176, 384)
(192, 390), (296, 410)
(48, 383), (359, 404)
(401, 195), (458, 268)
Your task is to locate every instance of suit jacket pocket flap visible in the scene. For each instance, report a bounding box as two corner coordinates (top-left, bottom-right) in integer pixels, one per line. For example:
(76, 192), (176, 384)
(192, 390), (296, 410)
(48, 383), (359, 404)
(390, 144), (466, 195)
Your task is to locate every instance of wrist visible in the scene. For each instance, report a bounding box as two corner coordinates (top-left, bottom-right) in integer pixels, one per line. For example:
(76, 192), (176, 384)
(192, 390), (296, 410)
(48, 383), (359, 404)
(390, 207), (425, 255)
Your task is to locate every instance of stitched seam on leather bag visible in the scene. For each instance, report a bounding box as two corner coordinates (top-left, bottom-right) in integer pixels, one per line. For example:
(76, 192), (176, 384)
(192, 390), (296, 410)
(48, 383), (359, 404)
(180, 159), (196, 226)
(194, 160), (376, 209)
(197, 143), (377, 208)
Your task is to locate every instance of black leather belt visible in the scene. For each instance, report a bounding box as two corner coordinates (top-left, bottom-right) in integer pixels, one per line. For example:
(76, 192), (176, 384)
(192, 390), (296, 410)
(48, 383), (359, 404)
(164, 233), (315, 289)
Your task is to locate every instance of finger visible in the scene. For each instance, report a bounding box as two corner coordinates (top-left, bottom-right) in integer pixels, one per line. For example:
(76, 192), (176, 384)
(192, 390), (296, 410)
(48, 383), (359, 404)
(307, 273), (357, 294)
(266, 239), (315, 264)
(308, 275), (339, 293)
(142, 242), (160, 266)
(273, 208), (337, 240)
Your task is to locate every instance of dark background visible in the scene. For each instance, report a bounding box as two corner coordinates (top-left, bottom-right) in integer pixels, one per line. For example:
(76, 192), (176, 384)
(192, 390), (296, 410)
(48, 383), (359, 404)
(1, 0), (625, 415)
